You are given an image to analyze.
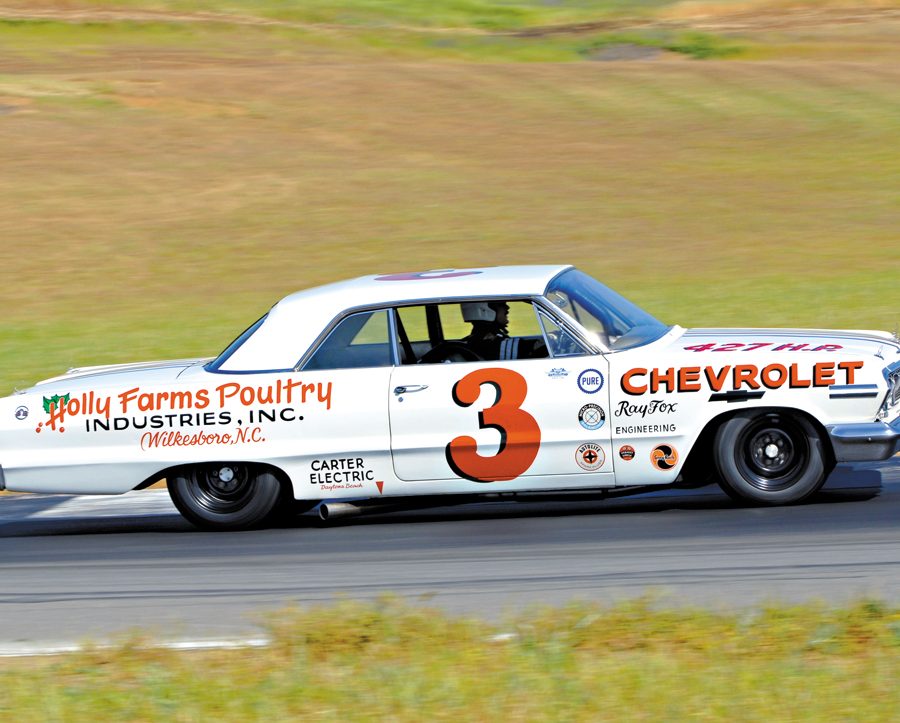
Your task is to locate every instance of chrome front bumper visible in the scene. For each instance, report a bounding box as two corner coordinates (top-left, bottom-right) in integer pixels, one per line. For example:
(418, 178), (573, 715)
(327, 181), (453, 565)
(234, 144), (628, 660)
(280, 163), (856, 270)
(827, 416), (900, 462)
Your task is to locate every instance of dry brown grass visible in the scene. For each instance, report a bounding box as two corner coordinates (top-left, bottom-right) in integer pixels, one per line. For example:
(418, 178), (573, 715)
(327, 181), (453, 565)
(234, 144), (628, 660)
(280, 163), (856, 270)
(0, 8), (898, 391)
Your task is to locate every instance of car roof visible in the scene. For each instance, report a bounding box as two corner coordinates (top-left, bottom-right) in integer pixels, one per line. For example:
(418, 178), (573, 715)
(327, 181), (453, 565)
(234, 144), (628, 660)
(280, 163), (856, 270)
(274, 265), (573, 314)
(217, 265), (573, 372)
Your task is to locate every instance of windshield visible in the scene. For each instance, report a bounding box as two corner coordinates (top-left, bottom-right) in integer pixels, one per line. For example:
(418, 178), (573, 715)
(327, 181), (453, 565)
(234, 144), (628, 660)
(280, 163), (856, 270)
(544, 269), (669, 350)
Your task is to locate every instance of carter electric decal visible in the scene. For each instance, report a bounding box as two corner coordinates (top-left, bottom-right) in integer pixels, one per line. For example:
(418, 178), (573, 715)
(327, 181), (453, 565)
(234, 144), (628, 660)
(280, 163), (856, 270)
(309, 457), (379, 491)
(620, 361), (864, 396)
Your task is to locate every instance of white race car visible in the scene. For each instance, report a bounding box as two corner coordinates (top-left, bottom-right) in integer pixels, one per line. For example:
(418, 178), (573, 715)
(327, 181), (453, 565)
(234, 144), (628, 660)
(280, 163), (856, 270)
(2, 266), (898, 529)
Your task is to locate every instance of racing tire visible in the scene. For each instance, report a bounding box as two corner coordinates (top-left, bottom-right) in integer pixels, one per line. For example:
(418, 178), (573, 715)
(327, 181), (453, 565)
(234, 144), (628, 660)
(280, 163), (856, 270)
(168, 463), (282, 530)
(714, 411), (828, 505)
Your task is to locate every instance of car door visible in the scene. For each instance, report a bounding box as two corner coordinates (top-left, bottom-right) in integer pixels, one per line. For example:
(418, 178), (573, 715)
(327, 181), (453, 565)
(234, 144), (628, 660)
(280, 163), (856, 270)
(388, 301), (613, 487)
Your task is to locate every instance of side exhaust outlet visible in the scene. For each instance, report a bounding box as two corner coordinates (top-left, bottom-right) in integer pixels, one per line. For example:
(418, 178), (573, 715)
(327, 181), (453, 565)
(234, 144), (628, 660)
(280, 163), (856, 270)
(318, 501), (368, 521)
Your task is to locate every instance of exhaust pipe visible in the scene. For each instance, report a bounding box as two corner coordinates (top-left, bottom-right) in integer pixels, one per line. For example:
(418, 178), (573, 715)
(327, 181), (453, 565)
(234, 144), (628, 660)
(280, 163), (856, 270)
(318, 501), (371, 521)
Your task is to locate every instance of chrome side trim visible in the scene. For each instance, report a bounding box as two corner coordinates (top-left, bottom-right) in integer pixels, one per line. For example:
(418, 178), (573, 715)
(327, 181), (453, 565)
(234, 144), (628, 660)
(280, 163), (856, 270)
(827, 417), (900, 462)
(829, 383), (880, 399)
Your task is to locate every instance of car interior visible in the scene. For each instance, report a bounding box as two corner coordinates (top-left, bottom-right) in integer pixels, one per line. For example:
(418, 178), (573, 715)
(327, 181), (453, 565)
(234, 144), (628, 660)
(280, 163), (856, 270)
(302, 300), (556, 370)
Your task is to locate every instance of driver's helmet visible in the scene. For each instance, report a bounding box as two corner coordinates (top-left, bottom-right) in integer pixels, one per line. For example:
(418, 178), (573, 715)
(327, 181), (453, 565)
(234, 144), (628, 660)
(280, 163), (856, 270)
(460, 301), (505, 323)
(461, 301), (498, 323)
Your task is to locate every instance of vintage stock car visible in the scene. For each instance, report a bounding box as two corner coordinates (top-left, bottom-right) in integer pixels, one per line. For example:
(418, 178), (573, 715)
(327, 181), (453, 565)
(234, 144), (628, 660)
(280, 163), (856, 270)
(2, 265), (898, 530)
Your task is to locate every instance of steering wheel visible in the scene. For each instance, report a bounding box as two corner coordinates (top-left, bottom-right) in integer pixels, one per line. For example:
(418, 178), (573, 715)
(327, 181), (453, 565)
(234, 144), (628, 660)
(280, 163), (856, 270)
(418, 341), (484, 364)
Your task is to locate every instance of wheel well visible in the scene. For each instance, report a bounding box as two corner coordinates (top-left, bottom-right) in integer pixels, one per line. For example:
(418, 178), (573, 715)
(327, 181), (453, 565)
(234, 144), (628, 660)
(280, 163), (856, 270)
(132, 462), (295, 498)
(679, 406), (836, 486)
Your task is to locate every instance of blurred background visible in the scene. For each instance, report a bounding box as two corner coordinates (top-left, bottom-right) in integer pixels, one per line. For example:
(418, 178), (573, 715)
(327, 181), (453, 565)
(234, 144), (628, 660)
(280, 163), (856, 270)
(1, 0), (898, 393)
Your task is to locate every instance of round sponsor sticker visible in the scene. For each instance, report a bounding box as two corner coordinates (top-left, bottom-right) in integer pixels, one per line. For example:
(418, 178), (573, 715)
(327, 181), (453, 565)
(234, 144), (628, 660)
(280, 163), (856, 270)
(577, 369), (604, 394)
(650, 444), (678, 471)
(618, 445), (635, 461)
(578, 403), (605, 431)
(576, 442), (605, 471)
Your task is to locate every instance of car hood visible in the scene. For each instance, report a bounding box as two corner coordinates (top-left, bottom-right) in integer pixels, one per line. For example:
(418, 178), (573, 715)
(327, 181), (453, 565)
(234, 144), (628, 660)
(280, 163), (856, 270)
(675, 328), (900, 359)
(27, 357), (212, 393)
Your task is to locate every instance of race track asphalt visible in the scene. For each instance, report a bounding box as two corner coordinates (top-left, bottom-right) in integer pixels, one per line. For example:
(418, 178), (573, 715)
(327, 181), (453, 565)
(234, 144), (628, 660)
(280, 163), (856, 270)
(1, 460), (898, 650)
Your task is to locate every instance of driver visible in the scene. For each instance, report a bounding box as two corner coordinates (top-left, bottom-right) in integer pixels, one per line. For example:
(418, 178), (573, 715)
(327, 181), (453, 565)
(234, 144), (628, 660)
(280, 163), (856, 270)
(461, 301), (545, 361)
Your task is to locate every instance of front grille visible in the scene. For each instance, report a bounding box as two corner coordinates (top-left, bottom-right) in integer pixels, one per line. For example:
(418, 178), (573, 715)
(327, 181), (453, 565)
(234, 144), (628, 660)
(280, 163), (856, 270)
(884, 363), (900, 413)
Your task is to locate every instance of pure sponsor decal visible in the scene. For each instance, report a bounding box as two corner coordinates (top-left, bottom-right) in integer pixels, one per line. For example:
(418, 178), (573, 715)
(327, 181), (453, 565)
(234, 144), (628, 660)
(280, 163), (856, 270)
(620, 361), (864, 396)
(35, 379), (334, 446)
(683, 342), (844, 353)
(619, 445), (635, 461)
(576, 442), (605, 471)
(577, 369), (604, 394)
(615, 399), (677, 418)
(547, 367), (569, 378)
(650, 444), (678, 471)
(310, 457), (379, 491)
(14, 406), (28, 421)
(578, 403), (605, 430)
(615, 424), (676, 436)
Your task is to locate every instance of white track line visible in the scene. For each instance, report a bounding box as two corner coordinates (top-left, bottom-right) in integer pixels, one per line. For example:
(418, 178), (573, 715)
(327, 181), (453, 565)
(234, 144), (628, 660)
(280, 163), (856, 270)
(29, 490), (177, 519)
(0, 636), (271, 658)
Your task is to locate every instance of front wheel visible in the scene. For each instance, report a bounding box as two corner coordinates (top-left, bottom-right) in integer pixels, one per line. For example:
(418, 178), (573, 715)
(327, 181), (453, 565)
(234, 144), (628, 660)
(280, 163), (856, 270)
(168, 463), (283, 530)
(714, 411), (829, 505)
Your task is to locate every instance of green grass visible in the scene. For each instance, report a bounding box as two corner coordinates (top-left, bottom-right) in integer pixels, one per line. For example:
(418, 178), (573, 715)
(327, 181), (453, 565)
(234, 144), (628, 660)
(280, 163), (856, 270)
(2, 598), (899, 720)
(0, 3), (898, 394)
(7, 0), (683, 28)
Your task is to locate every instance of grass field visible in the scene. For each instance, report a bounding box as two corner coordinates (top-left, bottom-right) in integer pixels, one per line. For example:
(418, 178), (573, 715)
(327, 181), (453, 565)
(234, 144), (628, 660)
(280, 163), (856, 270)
(2, 597), (899, 719)
(0, 1), (898, 396)
(1, 4), (898, 714)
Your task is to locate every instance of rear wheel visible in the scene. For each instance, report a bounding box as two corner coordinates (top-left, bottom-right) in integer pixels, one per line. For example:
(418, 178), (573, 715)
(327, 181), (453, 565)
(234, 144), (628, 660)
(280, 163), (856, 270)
(714, 411), (828, 505)
(168, 463), (282, 530)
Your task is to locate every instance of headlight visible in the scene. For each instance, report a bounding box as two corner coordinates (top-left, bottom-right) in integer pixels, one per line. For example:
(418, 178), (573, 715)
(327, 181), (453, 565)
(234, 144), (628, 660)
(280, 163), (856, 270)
(881, 361), (900, 419)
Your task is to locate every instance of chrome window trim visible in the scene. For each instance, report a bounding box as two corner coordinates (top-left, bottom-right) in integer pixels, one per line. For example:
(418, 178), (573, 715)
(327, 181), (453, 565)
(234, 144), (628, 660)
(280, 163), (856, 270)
(293, 294), (568, 371)
(531, 297), (607, 354)
(298, 307), (394, 372)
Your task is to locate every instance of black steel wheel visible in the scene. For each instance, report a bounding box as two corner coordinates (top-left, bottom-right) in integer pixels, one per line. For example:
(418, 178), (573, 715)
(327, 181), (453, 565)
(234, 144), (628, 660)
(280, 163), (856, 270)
(714, 411), (828, 504)
(168, 463), (283, 530)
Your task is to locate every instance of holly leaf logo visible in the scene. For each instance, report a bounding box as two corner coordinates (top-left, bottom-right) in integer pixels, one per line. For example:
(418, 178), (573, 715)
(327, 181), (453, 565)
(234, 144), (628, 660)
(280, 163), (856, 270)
(43, 393), (70, 414)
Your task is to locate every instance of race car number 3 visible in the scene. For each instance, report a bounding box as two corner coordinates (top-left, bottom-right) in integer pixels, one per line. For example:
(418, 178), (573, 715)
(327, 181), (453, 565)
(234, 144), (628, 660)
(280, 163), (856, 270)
(445, 368), (541, 482)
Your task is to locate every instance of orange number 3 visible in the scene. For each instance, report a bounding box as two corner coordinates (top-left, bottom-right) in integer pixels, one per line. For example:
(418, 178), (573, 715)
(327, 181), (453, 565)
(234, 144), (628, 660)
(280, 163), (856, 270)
(446, 368), (541, 482)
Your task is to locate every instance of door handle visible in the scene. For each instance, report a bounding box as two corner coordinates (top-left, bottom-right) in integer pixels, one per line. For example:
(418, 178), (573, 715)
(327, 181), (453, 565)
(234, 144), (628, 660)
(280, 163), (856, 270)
(394, 384), (428, 395)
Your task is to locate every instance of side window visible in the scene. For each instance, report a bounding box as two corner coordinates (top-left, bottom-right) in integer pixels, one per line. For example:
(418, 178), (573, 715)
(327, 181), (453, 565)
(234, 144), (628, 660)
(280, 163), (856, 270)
(403, 300), (550, 364)
(538, 311), (589, 358)
(303, 310), (393, 370)
(396, 306), (429, 343)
